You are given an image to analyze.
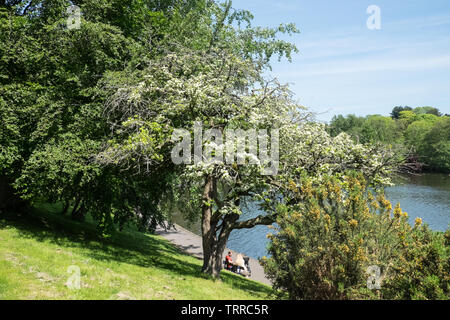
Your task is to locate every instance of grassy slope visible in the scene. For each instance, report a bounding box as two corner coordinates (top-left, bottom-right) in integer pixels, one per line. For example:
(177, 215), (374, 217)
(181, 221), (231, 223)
(0, 205), (272, 300)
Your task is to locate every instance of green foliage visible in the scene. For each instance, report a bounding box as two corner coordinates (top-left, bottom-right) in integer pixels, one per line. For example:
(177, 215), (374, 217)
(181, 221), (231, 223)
(398, 110), (419, 130)
(328, 114), (400, 144)
(382, 224), (449, 299)
(418, 117), (450, 173)
(14, 133), (101, 204)
(327, 114), (365, 139)
(262, 172), (449, 300)
(413, 106), (442, 117)
(0, 0), (187, 230)
(328, 107), (449, 172)
(404, 119), (435, 149)
(360, 115), (399, 144)
(391, 106), (412, 119)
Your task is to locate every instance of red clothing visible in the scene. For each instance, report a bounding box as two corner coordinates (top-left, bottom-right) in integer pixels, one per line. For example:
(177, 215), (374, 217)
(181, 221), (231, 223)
(225, 254), (233, 269)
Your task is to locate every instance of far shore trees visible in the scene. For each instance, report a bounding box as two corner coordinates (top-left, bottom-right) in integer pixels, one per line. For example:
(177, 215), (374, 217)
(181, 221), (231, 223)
(328, 108), (449, 173)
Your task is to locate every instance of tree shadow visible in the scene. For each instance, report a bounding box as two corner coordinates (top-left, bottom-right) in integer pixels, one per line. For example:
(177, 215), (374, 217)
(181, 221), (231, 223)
(219, 271), (272, 296)
(0, 208), (272, 297)
(0, 209), (200, 276)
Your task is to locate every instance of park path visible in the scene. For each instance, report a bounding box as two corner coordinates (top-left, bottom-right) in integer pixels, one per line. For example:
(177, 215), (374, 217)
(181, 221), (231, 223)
(155, 224), (271, 286)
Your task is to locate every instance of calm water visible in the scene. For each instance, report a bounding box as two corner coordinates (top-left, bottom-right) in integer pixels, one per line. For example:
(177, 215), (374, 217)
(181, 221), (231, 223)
(386, 174), (450, 232)
(174, 174), (450, 260)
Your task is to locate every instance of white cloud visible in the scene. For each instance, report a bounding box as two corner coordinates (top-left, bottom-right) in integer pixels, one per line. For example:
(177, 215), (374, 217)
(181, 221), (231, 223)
(386, 14), (450, 29)
(287, 54), (450, 77)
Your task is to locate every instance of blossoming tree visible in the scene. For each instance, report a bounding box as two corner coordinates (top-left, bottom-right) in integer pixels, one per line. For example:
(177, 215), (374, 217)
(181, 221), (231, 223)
(99, 0), (400, 278)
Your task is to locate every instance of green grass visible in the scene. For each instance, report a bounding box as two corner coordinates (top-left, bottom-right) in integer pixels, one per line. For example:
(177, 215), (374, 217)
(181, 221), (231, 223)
(0, 205), (272, 300)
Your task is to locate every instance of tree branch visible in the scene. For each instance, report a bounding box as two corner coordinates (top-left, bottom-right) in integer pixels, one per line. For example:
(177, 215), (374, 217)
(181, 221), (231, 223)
(231, 213), (276, 230)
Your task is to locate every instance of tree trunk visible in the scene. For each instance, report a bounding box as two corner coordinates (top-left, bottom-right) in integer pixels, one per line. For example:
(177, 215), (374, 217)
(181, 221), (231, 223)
(199, 177), (276, 279)
(71, 198), (85, 221)
(201, 217), (233, 279)
(61, 200), (70, 215)
(71, 196), (81, 217)
(71, 206), (85, 221)
(201, 175), (216, 274)
(201, 212), (276, 279)
(200, 176), (239, 279)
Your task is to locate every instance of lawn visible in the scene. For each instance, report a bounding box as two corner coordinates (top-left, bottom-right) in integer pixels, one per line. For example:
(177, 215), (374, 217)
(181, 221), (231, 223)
(0, 205), (272, 300)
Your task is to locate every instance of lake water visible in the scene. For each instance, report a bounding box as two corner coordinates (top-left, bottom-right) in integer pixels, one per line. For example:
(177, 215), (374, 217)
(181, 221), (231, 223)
(386, 174), (450, 232)
(174, 173), (450, 260)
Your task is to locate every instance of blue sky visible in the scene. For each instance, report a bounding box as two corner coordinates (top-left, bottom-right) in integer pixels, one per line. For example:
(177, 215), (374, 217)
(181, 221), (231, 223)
(232, 0), (450, 122)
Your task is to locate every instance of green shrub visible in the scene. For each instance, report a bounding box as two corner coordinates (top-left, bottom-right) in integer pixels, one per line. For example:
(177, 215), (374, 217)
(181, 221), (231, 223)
(261, 172), (449, 300)
(382, 224), (449, 299)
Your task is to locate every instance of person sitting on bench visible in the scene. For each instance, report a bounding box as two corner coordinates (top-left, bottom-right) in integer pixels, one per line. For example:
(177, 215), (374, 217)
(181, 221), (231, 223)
(225, 251), (233, 270)
(235, 253), (247, 274)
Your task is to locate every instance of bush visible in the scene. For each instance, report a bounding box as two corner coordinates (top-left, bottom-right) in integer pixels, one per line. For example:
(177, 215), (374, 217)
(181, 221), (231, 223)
(261, 172), (449, 300)
(382, 224), (449, 299)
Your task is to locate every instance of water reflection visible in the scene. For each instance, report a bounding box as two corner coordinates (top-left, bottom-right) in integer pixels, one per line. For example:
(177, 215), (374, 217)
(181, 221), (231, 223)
(386, 173), (450, 232)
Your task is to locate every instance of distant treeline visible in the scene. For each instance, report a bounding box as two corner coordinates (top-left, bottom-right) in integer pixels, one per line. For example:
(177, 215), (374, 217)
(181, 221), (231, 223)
(327, 106), (450, 173)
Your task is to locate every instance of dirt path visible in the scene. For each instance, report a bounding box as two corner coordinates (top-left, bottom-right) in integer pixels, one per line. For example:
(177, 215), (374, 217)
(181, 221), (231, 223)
(155, 224), (272, 286)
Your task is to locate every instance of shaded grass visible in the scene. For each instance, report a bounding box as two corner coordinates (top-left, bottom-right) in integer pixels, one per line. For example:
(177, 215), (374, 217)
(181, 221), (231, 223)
(0, 205), (272, 300)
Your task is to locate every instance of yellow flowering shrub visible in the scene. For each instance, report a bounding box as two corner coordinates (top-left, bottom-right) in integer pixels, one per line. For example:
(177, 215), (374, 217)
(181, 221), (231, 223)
(261, 171), (449, 300)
